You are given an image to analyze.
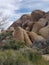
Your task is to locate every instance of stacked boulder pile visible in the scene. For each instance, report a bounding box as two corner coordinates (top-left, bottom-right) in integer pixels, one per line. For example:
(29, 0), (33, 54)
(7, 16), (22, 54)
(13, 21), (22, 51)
(7, 10), (49, 53)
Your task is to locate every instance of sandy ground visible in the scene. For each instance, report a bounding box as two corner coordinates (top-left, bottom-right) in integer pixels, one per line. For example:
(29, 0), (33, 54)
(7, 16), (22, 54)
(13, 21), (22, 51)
(42, 55), (49, 61)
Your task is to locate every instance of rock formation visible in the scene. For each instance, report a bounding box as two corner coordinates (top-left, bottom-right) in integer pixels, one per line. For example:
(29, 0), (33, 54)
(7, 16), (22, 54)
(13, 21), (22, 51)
(31, 10), (45, 21)
(1, 9), (49, 47)
(32, 18), (48, 33)
(13, 27), (24, 42)
(28, 32), (45, 42)
(39, 25), (49, 38)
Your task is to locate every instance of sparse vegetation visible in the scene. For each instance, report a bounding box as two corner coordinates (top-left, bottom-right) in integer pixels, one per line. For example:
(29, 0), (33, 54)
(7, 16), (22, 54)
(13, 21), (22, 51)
(2, 39), (25, 50)
(0, 49), (48, 65)
(0, 31), (12, 41)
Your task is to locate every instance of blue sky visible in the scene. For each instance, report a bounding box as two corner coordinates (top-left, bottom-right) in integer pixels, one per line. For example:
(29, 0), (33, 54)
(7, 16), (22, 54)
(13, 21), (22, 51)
(0, 0), (49, 29)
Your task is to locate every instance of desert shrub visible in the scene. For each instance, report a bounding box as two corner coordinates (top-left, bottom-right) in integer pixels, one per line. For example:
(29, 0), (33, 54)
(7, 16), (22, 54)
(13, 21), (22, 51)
(20, 48), (42, 62)
(16, 51), (31, 65)
(0, 31), (12, 41)
(0, 33), (6, 41)
(0, 49), (48, 65)
(20, 48), (49, 65)
(0, 51), (6, 65)
(5, 31), (12, 36)
(0, 50), (32, 65)
(2, 39), (25, 50)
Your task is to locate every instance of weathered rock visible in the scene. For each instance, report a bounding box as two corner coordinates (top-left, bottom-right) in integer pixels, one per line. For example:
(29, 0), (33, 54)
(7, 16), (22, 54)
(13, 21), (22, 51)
(32, 40), (48, 54)
(26, 22), (34, 31)
(10, 15), (32, 30)
(13, 27), (32, 46)
(32, 22), (43, 33)
(25, 27), (30, 31)
(10, 10), (45, 30)
(22, 20), (30, 29)
(10, 19), (22, 29)
(21, 28), (32, 46)
(13, 27), (24, 42)
(43, 12), (49, 22)
(22, 20), (34, 31)
(8, 27), (15, 32)
(32, 18), (48, 33)
(31, 10), (45, 21)
(39, 25), (49, 38)
(28, 32), (45, 42)
(38, 18), (48, 26)
(20, 14), (31, 23)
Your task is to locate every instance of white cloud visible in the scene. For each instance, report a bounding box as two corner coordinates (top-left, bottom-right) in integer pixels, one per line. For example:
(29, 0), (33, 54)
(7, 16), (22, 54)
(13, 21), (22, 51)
(0, 0), (21, 15)
(41, 0), (49, 1)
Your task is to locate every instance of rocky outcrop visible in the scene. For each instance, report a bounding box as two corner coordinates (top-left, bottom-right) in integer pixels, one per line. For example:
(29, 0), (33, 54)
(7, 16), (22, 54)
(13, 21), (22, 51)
(43, 12), (49, 22)
(10, 19), (22, 29)
(22, 20), (34, 31)
(32, 18), (48, 33)
(12, 26), (45, 46)
(38, 18), (48, 26)
(20, 14), (31, 23)
(13, 27), (32, 46)
(28, 32), (45, 42)
(39, 25), (49, 38)
(22, 29), (32, 46)
(32, 22), (43, 33)
(8, 27), (15, 32)
(10, 10), (46, 31)
(13, 27), (24, 42)
(31, 10), (45, 21)
(4, 10), (49, 47)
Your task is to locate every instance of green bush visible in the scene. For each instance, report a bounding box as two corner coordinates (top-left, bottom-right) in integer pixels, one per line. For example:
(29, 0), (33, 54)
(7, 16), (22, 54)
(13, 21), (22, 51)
(20, 48), (49, 65)
(21, 48), (41, 61)
(2, 39), (25, 49)
(0, 49), (48, 65)
(0, 50), (32, 65)
(0, 33), (6, 41)
(0, 49), (49, 65)
(0, 31), (12, 41)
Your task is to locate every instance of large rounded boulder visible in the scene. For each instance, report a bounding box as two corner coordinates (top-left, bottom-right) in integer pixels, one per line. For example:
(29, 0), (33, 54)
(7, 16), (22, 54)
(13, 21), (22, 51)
(31, 10), (45, 21)
(43, 12), (49, 22)
(28, 32), (45, 42)
(13, 27), (32, 46)
(20, 14), (31, 23)
(32, 18), (48, 33)
(22, 29), (32, 46)
(39, 25), (49, 38)
(13, 27), (24, 42)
